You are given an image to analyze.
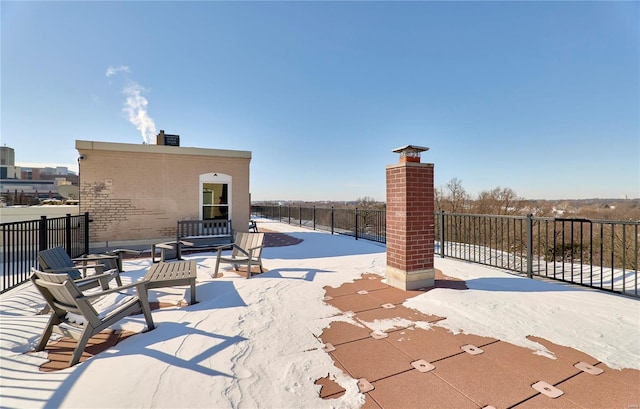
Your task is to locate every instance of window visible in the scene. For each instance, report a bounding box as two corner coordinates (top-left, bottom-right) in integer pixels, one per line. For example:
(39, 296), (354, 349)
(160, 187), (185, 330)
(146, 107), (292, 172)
(202, 183), (228, 220)
(199, 173), (232, 220)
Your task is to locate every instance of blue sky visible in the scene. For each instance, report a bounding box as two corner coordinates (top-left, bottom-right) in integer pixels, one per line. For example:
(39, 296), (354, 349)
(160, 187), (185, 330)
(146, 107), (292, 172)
(2, 1), (638, 201)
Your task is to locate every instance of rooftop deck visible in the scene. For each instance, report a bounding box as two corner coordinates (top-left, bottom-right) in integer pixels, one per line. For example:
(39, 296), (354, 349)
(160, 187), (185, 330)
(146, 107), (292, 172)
(1, 220), (638, 408)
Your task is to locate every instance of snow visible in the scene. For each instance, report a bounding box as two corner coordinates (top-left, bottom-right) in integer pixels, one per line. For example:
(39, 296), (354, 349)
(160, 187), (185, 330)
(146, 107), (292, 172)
(0, 219), (638, 408)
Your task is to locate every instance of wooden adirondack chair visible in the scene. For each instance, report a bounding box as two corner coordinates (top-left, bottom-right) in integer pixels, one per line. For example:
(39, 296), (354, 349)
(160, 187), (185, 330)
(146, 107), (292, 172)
(214, 232), (265, 279)
(30, 268), (155, 366)
(38, 246), (122, 287)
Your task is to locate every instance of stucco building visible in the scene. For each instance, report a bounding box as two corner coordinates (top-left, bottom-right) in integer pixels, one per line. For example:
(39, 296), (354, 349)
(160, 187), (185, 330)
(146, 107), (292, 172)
(75, 139), (252, 249)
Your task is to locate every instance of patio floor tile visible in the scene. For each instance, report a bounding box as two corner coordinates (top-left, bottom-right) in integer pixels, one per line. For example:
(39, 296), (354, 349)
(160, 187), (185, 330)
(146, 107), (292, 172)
(325, 292), (389, 313)
(482, 341), (583, 385)
(527, 336), (600, 366)
(354, 305), (443, 331)
(511, 393), (584, 408)
(386, 326), (467, 363)
(449, 332), (498, 348)
(319, 320), (372, 346)
(595, 363), (640, 388)
(361, 395), (384, 409)
(432, 350), (538, 408)
(38, 329), (136, 372)
(369, 369), (479, 409)
(367, 286), (427, 305)
(551, 366), (640, 409)
(316, 359), (350, 398)
(315, 375), (346, 398)
(330, 337), (413, 381)
(324, 278), (389, 298)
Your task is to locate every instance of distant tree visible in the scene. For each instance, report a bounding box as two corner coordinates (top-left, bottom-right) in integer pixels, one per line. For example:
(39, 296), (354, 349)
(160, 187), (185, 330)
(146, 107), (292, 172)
(472, 187), (522, 215)
(355, 196), (384, 233)
(356, 196), (379, 209)
(438, 178), (470, 213)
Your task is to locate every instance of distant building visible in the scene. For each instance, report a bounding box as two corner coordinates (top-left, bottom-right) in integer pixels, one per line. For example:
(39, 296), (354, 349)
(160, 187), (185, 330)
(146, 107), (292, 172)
(1, 146), (15, 166)
(0, 145), (78, 204)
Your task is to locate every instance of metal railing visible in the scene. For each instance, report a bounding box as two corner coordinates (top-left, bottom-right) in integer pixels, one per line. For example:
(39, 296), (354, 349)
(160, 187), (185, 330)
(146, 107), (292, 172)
(252, 205), (639, 298)
(1, 212), (91, 293)
(436, 212), (639, 297)
(252, 205), (386, 243)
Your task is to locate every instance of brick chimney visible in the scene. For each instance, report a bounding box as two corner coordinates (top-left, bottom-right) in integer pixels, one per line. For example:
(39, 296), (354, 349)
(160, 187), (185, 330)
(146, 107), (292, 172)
(385, 145), (435, 290)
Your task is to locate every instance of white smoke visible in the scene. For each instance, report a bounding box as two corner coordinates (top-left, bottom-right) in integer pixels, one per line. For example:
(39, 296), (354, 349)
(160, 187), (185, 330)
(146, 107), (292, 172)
(105, 65), (130, 77)
(105, 65), (157, 144)
(122, 82), (157, 144)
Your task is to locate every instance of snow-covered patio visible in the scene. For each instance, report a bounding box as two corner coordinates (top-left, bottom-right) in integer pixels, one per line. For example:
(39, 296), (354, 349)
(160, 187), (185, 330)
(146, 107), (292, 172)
(1, 220), (638, 408)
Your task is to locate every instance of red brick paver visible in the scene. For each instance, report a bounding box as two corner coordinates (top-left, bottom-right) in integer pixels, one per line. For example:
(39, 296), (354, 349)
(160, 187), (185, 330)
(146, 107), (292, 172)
(317, 271), (640, 409)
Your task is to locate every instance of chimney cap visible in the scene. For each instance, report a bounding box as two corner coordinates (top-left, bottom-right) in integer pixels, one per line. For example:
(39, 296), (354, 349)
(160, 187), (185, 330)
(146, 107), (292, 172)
(392, 145), (429, 163)
(392, 145), (429, 154)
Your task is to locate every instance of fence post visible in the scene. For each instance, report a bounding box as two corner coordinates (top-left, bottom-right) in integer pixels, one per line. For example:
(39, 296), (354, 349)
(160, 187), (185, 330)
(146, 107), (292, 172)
(355, 208), (359, 240)
(526, 214), (533, 278)
(313, 206), (316, 230)
(65, 214), (72, 254)
(39, 216), (48, 252)
(439, 210), (445, 258)
(299, 205), (302, 226)
(331, 207), (334, 235)
(84, 212), (90, 255)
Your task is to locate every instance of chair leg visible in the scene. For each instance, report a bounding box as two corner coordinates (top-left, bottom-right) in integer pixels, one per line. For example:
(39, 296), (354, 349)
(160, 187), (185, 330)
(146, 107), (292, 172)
(246, 260), (252, 279)
(214, 251), (222, 278)
(35, 314), (60, 351)
(114, 273), (123, 287)
(98, 275), (110, 290)
(137, 294), (155, 330)
(70, 326), (94, 366)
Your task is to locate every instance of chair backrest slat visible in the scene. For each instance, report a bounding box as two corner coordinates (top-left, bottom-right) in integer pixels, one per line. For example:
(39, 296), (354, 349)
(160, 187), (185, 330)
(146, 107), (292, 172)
(38, 247), (82, 279)
(32, 269), (98, 318)
(232, 232), (264, 258)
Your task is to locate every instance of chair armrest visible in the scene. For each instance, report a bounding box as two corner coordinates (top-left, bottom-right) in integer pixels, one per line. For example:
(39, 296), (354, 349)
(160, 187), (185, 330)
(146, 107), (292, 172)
(44, 265), (105, 274)
(74, 269), (119, 285)
(72, 254), (118, 262)
(213, 243), (235, 251)
(81, 280), (149, 300)
(109, 249), (141, 256)
(154, 241), (178, 250)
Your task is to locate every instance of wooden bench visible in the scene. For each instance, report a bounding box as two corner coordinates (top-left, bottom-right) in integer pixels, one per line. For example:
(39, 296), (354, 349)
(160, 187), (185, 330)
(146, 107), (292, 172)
(152, 219), (234, 263)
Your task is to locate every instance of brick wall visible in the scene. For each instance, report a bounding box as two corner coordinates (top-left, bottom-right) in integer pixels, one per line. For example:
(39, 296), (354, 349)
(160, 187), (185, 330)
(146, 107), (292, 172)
(386, 162), (434, 273)
(76, 141), (251, 245)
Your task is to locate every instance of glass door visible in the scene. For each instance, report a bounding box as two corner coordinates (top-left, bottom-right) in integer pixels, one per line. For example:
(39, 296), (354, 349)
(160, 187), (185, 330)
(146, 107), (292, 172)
(199, 173), (232, 220)
(202, 183), (229, 220)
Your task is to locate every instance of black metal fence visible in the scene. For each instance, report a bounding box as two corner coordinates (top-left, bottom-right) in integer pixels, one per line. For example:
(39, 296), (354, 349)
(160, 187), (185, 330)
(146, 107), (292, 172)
(252, 205), (639, 298)
(252, 205), (386, 243)
(1, 213), (91, 293)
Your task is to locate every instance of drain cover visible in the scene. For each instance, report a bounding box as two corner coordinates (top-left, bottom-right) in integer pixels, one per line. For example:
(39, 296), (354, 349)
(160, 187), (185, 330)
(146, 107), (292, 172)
(381, 303), (396, 309)
(411, 359), (435, 373)
(532, 381), (563, 398)
(357, 290), (369, 295)
(357, 378), (374, 393)
(370, 330), (389, 339)
(574, 362), (604, 375)
(322, 343), (335, 352)
(461, 344), (483, 355)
